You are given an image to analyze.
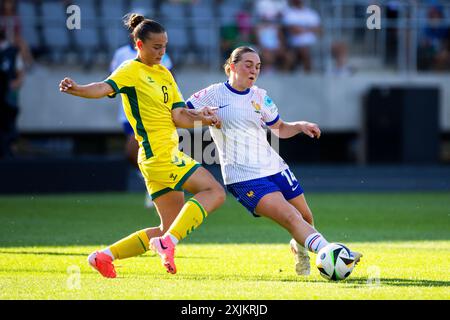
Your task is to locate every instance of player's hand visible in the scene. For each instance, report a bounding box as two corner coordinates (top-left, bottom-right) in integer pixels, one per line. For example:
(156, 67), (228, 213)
(299, 121), (321, 139)
(206, 114), (222, 129)
(212, 115), (222, 129)
(59, 77), (77, 93)
(200, 106), (222, 129)
(199, 106), (218, 117)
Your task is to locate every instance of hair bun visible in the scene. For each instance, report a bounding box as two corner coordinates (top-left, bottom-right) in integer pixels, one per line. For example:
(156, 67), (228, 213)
(124, 13), (145, 31)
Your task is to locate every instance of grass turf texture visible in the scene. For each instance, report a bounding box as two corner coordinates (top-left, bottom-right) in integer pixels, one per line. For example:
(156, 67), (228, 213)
(0, 192), (449, 299)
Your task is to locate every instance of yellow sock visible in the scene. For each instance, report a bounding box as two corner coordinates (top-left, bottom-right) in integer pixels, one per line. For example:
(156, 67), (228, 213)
(109, 229), (150, 260)
(168, 198), (208, 241)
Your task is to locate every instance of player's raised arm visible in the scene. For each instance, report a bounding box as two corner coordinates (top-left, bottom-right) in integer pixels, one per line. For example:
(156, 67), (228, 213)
(172, 106), (221, 129)
(269, 119), (321, 139)
(59, 77), (114, 99)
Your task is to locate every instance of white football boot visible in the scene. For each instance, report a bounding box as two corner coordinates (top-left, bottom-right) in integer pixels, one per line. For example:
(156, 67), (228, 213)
(290, 238), (311, 276)
(351, 251), (363, 265)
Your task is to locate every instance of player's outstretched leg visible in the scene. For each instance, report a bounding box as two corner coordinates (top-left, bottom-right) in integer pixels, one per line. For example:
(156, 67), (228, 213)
(256, 192), (363, 276)
(287, 195), (314, 275)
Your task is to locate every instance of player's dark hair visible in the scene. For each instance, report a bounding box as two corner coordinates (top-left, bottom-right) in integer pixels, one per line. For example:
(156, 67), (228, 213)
(223, 46), (258, 76)
(123, 13), (165, 44)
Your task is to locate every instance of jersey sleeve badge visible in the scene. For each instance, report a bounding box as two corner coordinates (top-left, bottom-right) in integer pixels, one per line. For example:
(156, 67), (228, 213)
(251, 100), (261, 113)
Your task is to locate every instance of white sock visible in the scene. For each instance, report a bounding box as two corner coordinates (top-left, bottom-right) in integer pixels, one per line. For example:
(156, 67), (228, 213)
(101, 248), (115, 261)
(168, 233), (179, 245)
(304, 232), (329, 254)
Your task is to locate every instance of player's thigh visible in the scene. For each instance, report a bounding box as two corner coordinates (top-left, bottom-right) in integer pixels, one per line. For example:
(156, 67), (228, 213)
(255, 191), (300, 227)
(181, 166), (223, 195)
(152, 190), (185, 232)
(288, 194), (314, 225)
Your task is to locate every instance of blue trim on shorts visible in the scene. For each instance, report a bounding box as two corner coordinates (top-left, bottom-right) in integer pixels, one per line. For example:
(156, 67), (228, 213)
(226, 169), (304, 217)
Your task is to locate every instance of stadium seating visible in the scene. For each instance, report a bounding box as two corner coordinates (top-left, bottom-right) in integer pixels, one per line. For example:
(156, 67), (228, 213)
(17, 0), (39, 49)
(11, 0), (450, 72)
(41, 1), (70, 63)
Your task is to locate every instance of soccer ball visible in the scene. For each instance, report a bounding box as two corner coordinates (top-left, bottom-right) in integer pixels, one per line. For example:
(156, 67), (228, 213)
(315, 243), (355, 281)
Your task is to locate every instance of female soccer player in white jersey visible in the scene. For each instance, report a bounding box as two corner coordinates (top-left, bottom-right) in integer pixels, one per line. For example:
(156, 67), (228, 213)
(185, 46), (362, 275)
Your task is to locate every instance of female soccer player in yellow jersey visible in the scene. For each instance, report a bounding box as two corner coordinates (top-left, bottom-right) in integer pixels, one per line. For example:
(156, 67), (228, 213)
(59, 14), (226, 277)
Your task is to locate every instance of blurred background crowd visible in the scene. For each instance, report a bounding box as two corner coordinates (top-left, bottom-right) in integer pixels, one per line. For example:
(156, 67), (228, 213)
(1, 0), (450, 194)
(2, 0), (450, 73)
(1, 0), (449, 71)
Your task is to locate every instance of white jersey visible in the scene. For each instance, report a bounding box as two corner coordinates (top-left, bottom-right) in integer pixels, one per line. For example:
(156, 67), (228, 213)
(187, 82), (288, 185)
(110, 44), (173, 124)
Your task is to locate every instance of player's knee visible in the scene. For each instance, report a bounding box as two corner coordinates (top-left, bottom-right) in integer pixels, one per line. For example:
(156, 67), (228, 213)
(212, 184), (226, 207)
(283, 211), (303, 230)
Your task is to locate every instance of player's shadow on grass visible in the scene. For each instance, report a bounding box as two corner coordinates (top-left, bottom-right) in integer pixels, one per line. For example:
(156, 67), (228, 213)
(171, 274), (450, 288)
(342, 277), (450, 288)
(0, 250), (210, 261)
(0, 250), (136, 258)
(0, 250), (87, 257)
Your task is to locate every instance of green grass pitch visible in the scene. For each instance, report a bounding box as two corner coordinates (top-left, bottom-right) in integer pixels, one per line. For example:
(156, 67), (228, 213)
(0, 192), (449, 300)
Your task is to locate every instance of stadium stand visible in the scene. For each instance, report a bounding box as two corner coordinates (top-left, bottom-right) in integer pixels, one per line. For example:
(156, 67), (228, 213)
(17, 0), (38, 49)
(8, 0), (449, 72)
(2, 0), (450, 194)
(41, 1), (70, 63)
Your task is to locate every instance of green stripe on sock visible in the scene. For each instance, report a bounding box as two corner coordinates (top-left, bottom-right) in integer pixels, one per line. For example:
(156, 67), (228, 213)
(137, 236), (147, 252)
(187, 198), (207, 220)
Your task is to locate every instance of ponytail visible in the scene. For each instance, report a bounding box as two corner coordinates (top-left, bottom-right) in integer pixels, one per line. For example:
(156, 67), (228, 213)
(123, 13), (165, 44)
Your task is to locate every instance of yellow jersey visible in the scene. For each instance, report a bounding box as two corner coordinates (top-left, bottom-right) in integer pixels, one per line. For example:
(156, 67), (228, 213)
(104, 59), (185, 163)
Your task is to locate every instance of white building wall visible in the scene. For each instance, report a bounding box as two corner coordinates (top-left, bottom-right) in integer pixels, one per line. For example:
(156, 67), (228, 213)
(17, 66), (450, 132)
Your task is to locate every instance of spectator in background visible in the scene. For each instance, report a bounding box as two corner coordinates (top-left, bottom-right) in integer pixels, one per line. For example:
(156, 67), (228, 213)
(236, 0), (253, 44)
(281, 0), (321, 73)
(110, 11), (174, 208)
(220, 23), (241, 61)
(0, 27), (24, 158)
(219, 0), (254, 62)
(0, 0), (33, 69)
(384, 1), (401, 67)
(254, 0), (290, 73)
(331, 40), (354, 76)
(255, 0), (287, 22)
(418, 4), (450, 71)
(255, 14), (291, 72)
